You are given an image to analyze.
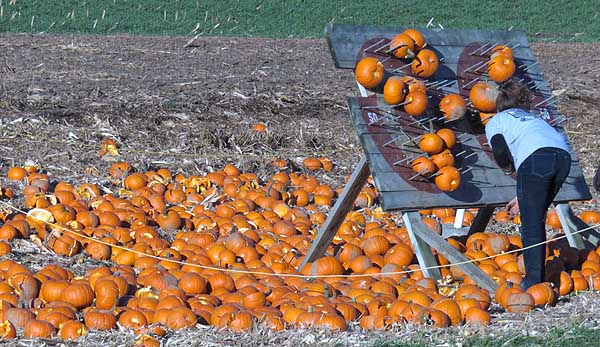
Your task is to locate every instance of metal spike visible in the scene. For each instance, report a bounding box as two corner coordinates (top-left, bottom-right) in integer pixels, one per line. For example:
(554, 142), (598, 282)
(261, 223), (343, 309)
(509, 43), (521, 50)
(397, 127), (420, 146)
(463, 77), (480, 89)
(400, 135), (423, 146)
(438, 80), (456, 89)
(383, 136), (404, 147)
(393, 156), (414, 166)
(393, 62), (413, 72)
(409, 170), (429, 181)
(363, 39), (386, 53)
(374, 41), (392, 53)
(535, 95), (554, 107)
(407, 117), (430, 126)
(479, 43), (499, 56)
(464, 152), (478, 159)
(469, 42), (492, 56)
(459, 167), (473, 174)
(474, 61), (489, 72)
(523, 62), (539, 72)
(464, 60), (487, 72)
(427, 80), (447, 87)
(455, 150), (468, 157)
(386, 43), (407, 54)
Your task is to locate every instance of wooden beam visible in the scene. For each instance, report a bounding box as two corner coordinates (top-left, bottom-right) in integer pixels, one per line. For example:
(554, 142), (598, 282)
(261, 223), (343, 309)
(300, 156), (371, 266)
(555, 203), (600, 249)
(407, 216), (499, 293)
(403, 212), (442, 280)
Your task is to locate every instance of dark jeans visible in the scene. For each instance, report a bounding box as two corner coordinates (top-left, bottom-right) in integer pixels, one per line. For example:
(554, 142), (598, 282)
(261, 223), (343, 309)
(516, 147), (571, 289)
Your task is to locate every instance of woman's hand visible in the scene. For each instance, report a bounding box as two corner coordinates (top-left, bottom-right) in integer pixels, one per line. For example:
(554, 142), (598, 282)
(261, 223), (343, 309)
(506, 197), (520, 217)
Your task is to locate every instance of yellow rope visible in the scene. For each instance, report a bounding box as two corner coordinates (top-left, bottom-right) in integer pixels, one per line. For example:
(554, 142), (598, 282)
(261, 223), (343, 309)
(0, 199), (598, 280)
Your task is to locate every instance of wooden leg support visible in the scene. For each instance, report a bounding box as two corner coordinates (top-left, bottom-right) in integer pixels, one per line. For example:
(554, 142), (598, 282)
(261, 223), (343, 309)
(300, 156), (371, 267)
(403, 212), (441, 280)
(404, 211), (499, 293)
(555, 203), (600, 249)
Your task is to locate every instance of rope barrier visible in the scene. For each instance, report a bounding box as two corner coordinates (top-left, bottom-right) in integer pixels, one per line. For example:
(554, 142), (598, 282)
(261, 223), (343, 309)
(0, 198), (599, 280)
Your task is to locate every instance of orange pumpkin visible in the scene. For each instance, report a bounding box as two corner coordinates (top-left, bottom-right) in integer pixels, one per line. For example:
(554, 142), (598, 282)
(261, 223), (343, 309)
(469, 82), (499, 112)
(479, 112), (495, 125)
(389, 33), (415, 59)
(411, 49), (439, 78)
(436, 128), (456, 149)
(418, 133), (445, 155)
(411, 157), (437, 176)
(383, 76), (407, 105)
(579, 210), (600, 224)
(403, 91), (428, 116)
(430, 149), (454, 169)
(439, 94), (467, 121)
(490, 45), (514, 60)
(435, 167), (461, 192)
(400, 76), (427, 94)
(355, 57), (384, 89)
(488, 55), (516, 83)
(403, 28), (426, 50)
(7, 167), (27, 181)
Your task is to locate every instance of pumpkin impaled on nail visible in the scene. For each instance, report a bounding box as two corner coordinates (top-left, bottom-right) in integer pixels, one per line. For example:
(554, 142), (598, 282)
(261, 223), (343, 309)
(488, 55), (516, 83)
(469, 82), (499, 112)
(418, 133), (445, 155)
(390, 33), (415, 59)
(435, 166), (461, 192)
(411, 157), (437, 176)
(411, 49), (439, 78)
(383, 76), (407, 105)
(404, 91), (428, 116)
(403, 28), (426, 51)
(355, 57), (384, 89)
(439, 94), (467, 121)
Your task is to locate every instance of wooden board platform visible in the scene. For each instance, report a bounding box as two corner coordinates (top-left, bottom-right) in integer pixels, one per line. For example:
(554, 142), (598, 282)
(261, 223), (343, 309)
(348, 96), (591, 211)
(325, 23), (592, 211)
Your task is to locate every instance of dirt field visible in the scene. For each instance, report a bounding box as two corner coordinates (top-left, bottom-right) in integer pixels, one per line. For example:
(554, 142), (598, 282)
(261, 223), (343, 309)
(1, 33), (600, 346)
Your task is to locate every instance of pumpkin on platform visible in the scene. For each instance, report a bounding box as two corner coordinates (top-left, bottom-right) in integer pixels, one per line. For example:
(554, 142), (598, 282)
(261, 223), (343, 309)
(412, 49), (439, 78)
(355, 57), (384, 89)
(470, 82), (499, 112)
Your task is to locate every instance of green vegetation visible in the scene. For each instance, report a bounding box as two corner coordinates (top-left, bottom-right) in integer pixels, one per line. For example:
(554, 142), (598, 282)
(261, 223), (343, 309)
(372, 325), (600, 347)
(0, 0), (598, 41)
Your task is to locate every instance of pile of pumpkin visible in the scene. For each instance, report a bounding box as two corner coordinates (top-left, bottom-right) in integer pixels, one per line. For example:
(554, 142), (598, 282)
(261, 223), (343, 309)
(1, 161), (600, 341)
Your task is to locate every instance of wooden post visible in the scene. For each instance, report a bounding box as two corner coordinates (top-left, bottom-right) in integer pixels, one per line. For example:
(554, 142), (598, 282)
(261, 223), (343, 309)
(555, 203), (600, 249)
(403, 212), (442, 280)
(300, 156), (371, 266)
(453, 209), (466, 228)
(468, 206), (496, 235)
(407, 218), (499, 293)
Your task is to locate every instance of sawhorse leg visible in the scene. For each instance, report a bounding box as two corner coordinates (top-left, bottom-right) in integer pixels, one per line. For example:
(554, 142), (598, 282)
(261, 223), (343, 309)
(403, 211), (498, 293)
(301, 156), (370, 266)
(555, 203), (600, 249)
(301, 156), (499, 294)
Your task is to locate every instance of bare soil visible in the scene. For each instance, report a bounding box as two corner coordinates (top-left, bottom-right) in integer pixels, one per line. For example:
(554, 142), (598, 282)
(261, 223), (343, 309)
(1, 33), (600, 346)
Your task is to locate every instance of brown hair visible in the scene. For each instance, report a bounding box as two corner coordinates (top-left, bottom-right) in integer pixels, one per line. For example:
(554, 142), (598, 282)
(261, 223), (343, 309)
(495, 79), (532, 112)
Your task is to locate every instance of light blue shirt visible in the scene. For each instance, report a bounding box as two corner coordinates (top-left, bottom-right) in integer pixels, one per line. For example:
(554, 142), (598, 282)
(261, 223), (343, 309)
(485, 108), (571, 170)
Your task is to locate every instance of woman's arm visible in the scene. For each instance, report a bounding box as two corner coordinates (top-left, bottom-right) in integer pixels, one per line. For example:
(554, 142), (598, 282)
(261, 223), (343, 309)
(490, 134), (515, 174)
